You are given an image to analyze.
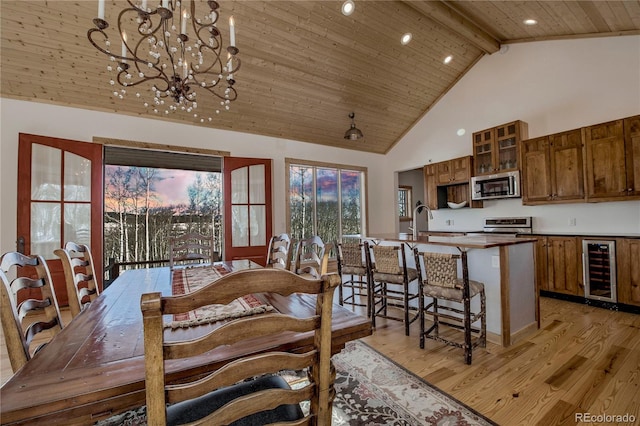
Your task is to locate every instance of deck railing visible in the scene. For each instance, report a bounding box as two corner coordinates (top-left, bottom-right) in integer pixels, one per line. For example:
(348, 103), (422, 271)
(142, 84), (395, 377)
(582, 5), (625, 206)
(104, 258), (170, 288)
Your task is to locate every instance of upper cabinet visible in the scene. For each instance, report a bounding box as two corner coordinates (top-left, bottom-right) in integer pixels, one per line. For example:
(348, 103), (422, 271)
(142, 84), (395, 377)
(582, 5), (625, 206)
(423, 156), (482, 210)
(521, 128), (584, 205)
(436, 156), (471, 185)
(584, 115), (640, 202)
(623, 115), (640, 198)
(520, 114), (639, 205)
(473, 120), (528, 176)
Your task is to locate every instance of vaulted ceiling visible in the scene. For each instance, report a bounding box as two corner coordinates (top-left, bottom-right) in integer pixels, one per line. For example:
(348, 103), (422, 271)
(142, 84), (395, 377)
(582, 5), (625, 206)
(2, 1), (639, 154)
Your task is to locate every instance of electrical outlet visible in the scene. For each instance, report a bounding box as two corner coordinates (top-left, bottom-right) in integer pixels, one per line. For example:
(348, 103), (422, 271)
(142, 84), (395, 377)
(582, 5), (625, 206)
(491, 256), (499, 268)
(569, 218), (576, 226)
(446, 219), (454, 226)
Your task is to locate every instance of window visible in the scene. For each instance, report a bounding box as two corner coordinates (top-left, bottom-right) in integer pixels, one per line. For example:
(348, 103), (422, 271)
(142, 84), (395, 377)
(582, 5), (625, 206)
(103, 146), (224, 265)
(398, 185), (412, 222)
(286, 158), (367, 244)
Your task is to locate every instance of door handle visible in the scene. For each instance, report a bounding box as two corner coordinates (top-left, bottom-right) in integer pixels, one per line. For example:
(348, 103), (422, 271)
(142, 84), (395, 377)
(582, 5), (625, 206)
(17, 236), (25, 254)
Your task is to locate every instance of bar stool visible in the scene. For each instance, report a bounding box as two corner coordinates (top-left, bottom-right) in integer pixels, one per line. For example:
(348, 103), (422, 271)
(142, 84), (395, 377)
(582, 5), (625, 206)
(414, 250), (486, 365)
(367, 243), (419, 336)
(336, 241), (370, 316)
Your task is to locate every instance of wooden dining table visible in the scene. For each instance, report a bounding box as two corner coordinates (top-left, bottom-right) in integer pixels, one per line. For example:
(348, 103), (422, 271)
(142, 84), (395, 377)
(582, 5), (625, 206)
(0, 260), (372, 425)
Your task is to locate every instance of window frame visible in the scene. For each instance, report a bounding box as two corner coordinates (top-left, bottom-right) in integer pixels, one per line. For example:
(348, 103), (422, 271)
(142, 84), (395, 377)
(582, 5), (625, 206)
(285, 158), (368, 242)
(398, 185), (413, 222)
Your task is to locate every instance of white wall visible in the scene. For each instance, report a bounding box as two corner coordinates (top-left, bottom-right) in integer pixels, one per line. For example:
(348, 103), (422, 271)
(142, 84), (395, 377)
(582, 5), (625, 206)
(385, 36), (640, 235)
(2, 36), (640, 258)
(397, 168), (426, 233)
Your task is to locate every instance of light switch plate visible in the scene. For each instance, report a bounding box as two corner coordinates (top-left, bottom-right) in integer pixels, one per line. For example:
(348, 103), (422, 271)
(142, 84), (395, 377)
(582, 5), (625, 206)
(491, 255), (499, 268)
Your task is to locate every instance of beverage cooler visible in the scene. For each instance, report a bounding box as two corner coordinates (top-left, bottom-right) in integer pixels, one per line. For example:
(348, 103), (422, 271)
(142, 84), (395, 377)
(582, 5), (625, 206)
(582, 240), (617, 303)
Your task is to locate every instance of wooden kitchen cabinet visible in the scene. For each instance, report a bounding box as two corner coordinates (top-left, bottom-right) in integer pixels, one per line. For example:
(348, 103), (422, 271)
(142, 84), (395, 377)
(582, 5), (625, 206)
(423, 163), (438, 210)
(423, 156), (482, 210)
(583, 116), (640, 202)
(617, 238), (640, 307)
(546, 236), (583, 296)
(533, 236), (549, 292)
(473, 120), (528, 176)
(521, 128), (584, 205)
(436, 156), (471, 185)
(623, 115), (640, 198)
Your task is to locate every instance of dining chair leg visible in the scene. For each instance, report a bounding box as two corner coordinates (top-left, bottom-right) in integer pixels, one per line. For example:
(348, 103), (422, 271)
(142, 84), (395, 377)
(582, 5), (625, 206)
(433, 299), (439, 338)
(403, 277), (410, 336)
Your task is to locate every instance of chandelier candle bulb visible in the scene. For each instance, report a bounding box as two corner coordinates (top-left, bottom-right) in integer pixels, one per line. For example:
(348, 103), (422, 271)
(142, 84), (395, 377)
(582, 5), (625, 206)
(181, 10), (187, 34)
(121, 33), (127, 60)
(162, 0), (169, 8)
(98, 0), (105, 20)
(229, 16), (235, 46)
(141, 0), (147, 10)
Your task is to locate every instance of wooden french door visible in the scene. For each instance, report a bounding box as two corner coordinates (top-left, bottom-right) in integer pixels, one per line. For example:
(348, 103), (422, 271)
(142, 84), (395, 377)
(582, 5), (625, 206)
(17, 134), (103, 306)
(223, 157), (272, 266)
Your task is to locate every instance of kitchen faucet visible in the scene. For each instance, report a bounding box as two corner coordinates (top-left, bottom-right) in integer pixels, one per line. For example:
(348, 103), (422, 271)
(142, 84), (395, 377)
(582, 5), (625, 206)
(408, 203), (433, 240)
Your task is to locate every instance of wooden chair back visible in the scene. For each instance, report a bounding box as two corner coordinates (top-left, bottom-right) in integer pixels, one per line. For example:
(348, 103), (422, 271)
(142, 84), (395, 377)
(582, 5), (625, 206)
(169, 232), (216, 269)
(291, 235), (328, 278)
(266, 233), (291, 269)
(54, 242), (100, 318)
(0, 252), (63, 372)
(141, 268), (340, 425)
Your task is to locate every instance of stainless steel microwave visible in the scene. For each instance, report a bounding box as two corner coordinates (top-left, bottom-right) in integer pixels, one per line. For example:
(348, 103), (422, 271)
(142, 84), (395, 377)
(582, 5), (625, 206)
(471, 170), (521, 200)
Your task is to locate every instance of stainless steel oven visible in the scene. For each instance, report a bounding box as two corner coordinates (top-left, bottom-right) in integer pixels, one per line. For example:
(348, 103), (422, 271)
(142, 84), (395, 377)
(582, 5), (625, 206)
(471, 170), (521, 201)
(466, 217), (533, 237)
(481, 216), (532, 236)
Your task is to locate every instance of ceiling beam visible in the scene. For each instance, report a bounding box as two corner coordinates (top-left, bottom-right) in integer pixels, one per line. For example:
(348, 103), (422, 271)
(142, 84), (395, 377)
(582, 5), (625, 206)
(401, 0), (500, 54)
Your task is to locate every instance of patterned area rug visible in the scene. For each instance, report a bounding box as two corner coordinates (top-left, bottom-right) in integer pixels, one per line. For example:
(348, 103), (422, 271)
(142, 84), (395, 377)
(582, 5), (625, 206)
(165, 265), (274, 329)
(96, 340), (496, 426)
(329, 340), (497, 425)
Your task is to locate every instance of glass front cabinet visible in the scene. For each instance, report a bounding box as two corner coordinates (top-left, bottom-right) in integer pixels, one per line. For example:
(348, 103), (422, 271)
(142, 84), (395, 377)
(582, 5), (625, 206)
(473, 120), (528, 176)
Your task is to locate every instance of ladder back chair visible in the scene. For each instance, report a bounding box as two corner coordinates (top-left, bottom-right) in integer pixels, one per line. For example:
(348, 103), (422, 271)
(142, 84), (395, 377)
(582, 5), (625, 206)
(414, 250), (486, 365)
(0, 252), (64, 372)
(169, 232), (216, 269)
(336, 241), (371, 316)
(366, 243), (420, 336)
(54, 242), (100, 318)
(265, 233), (291, 269)
(291, 235), (328, 279)
(141, 268), (340, 426)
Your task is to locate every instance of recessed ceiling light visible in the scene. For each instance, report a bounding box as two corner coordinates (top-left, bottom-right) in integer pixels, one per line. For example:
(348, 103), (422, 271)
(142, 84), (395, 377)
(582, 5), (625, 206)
(443, 55), (453, 64)
(457, 128), (466, 136)
(401, 33), (412, 45)
(342, 0), (355, 16)
(524, 19), (538, 25)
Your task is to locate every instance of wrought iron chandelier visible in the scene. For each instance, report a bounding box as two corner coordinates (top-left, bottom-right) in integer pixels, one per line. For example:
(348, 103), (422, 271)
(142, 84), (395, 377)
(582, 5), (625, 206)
(88, 0), (239, 123)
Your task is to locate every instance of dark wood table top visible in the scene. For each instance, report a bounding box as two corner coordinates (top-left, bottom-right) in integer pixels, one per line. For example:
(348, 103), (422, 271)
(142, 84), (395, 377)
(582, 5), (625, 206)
(0, 260), (372, 425)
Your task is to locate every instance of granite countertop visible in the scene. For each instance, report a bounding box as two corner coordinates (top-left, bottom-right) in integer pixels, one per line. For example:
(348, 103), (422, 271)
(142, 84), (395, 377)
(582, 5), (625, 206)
(364, 233), (538, 249)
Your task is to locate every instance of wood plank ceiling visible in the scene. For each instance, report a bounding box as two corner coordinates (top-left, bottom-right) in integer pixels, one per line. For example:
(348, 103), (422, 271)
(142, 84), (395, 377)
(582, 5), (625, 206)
(1, 1), (639, 154)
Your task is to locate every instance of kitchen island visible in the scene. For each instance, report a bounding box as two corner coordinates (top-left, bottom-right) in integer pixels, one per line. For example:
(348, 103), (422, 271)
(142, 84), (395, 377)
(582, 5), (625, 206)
(362, 233), (539, 347)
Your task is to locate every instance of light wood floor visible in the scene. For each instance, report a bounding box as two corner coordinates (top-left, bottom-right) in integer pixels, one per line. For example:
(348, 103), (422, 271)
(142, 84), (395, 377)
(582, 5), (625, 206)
(2, 297), (640, 425)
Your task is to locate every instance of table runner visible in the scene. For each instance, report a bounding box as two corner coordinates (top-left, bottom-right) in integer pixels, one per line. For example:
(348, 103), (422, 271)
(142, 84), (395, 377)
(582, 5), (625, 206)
(165, 264), (275, 329)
